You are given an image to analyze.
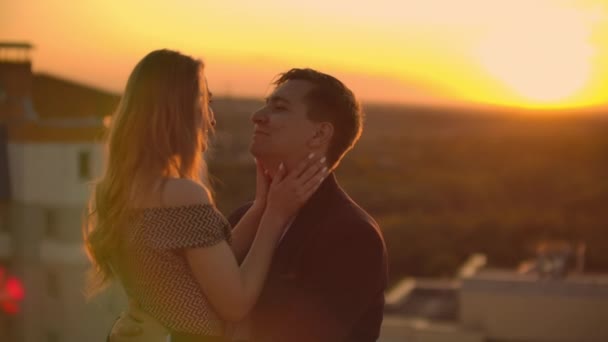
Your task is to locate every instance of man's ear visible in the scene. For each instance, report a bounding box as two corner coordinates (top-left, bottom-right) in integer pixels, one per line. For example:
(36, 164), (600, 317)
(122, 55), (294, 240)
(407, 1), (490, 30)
(308, 122), (333, 148)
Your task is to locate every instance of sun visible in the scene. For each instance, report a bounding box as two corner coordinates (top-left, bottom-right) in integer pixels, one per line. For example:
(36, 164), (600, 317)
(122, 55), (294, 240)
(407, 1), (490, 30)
(475, 15), (594, 106)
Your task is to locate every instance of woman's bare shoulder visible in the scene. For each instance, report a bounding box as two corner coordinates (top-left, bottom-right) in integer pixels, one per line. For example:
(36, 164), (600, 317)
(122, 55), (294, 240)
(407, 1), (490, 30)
(162, 178), (212, 207)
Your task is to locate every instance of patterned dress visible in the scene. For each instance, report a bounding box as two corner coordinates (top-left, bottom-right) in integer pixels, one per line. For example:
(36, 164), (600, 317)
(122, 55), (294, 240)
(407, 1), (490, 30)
(116, 204), (232, 336)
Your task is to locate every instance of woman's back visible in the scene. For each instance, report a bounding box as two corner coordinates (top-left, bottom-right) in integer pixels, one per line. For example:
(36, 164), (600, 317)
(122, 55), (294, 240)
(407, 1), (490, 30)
(116, 179), (231, 335)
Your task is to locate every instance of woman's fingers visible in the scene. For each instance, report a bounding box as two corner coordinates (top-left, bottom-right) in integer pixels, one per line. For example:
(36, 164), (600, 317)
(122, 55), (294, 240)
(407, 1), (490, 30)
(269, 154), (326, 203)
(297, 157), (326, 185)
(299, 167), (327, 201)
(255, 158), (264, 179)
(128, 298), (153, 323)
(301, 166), (327, 192)
(272, 162), (286, 186)
(112, 314), (142, 337)
(289, 153), (318, 180)
(302, 179), (323, 200)
(255, 159), (270, 189)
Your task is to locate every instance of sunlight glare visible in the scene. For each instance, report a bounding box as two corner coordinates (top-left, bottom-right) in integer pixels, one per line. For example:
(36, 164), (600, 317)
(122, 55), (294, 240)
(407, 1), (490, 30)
(475, 6), (595, 104)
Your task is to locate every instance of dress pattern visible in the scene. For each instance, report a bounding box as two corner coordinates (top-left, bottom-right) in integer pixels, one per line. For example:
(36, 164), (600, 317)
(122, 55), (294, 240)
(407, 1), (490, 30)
(116, 204), (232, 335)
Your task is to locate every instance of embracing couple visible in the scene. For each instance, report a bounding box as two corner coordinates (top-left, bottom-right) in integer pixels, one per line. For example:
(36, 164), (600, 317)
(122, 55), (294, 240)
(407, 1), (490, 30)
(83, 49), (388, 342)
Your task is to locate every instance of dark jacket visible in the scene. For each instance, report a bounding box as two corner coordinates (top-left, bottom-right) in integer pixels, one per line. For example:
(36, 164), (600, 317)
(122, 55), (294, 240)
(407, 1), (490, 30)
(228, 174), (388, 342)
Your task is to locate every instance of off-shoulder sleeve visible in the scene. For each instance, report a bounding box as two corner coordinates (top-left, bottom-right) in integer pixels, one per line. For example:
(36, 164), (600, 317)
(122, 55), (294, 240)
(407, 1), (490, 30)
(142, 204), (232, 250)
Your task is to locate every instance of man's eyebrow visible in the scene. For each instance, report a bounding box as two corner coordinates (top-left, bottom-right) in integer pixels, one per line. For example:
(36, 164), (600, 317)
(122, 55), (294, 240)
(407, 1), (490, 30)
(265, 95), (290, 104)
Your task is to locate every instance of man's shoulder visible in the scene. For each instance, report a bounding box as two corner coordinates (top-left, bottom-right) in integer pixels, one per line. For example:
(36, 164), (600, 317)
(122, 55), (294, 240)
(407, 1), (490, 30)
(326, 190), (385, 245)
(331, 189), (379, 228)
(321, 190), (388, 276)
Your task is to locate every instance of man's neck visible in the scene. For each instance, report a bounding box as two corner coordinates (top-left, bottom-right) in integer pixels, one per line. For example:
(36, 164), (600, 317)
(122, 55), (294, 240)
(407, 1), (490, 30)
(255, 157), (298, 178)
(255, 150), (328, 178)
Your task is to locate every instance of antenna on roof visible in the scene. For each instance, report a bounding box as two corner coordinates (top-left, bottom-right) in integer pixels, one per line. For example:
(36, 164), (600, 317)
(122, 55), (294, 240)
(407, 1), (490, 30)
(0, 41), (36, 122)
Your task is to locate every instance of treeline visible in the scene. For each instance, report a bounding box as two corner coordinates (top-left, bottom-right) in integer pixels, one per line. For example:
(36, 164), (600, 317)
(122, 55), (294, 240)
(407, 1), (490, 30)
(209, 99), (608, 282)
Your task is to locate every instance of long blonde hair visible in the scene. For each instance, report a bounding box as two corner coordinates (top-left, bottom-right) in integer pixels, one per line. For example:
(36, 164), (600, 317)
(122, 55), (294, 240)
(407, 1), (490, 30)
(83, 49), (214, 296)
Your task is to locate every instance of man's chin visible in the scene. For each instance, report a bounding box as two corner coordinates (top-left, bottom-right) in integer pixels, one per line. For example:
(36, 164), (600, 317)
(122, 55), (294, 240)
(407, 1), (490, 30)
(248, 143), (259, 157)
(249, 145), (280, 167)
(249, 144), (268, 161)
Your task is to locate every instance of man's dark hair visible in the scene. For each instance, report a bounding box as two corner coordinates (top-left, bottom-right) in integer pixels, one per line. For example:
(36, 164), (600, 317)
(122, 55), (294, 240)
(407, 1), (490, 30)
(274, 68), (363, 166)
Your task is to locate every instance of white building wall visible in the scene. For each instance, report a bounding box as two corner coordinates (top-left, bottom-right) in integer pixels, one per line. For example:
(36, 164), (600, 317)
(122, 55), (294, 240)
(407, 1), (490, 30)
(380, 316), (484, 342)
(7, 203), (126, 342)
(460, 273), (608, 342)
(10, 204), (45, 342)
(8, 142), (104, 207)
(4, 141), (126, 342)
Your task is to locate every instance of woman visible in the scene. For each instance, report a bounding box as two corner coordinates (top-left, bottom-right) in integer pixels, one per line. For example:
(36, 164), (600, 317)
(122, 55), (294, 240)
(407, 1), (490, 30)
(83, 49), (327, 341)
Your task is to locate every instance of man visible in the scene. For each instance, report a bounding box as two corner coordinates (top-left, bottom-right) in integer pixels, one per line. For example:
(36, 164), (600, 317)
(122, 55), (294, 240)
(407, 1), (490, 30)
(112, 68), (388, 341)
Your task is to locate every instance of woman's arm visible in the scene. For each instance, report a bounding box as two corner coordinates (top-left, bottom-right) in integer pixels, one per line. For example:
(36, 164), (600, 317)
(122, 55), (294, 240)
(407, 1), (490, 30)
(229, 203), (264, 264)
(186, 156), (327, 322)
(108, 156), (327, 340)
(229, 159), (270, 263)
(185, 211), (286, 321)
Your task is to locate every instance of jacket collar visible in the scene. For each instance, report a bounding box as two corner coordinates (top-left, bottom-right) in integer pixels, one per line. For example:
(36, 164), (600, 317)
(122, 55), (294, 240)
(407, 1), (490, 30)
(272, 173), (341, 273)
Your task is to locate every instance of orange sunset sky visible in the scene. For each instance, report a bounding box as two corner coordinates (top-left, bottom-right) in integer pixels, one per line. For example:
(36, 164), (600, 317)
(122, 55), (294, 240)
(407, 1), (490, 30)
(1, 0), (607, 109)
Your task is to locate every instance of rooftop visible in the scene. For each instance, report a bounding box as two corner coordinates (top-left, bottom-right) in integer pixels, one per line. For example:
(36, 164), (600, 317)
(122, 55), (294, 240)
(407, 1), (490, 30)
(7, 122), (105, 143)
(32, 73), (119, 120)
(0, 42), (34, 50)
(462, 268), (608, 297)
(385, 278), (460, 321)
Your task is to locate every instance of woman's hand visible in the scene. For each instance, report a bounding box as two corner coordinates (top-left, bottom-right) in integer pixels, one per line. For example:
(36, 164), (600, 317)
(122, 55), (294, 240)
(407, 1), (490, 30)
(253, 158), (271, 210)
(109, 300), (167, 342)
(265, 153), (328, 223)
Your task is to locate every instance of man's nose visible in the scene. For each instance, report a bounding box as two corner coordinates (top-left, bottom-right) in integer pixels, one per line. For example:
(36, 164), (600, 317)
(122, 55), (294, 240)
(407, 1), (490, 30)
(251, 107), (269, 124)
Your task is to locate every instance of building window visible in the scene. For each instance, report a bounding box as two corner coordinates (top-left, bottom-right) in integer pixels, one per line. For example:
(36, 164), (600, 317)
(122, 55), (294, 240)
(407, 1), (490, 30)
(46, 271), (60, 299)
(44, 210), (57, 239)
(0, 203), (8, 232)
(78, 151), (91, 180)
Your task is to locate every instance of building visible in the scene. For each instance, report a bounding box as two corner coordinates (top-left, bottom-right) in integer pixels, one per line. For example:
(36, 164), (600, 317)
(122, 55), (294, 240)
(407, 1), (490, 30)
(0, 42), (125, 342)
(459, 269), (608, 342)
(380, 252), (608, 342)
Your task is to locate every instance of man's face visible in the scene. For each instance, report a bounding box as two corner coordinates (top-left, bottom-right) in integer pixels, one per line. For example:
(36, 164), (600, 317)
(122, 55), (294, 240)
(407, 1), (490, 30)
(249, 79), (318, 170)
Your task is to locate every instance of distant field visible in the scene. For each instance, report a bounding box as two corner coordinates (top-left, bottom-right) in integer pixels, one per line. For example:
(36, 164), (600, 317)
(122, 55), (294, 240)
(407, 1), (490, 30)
(208, 98), (608, 282)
